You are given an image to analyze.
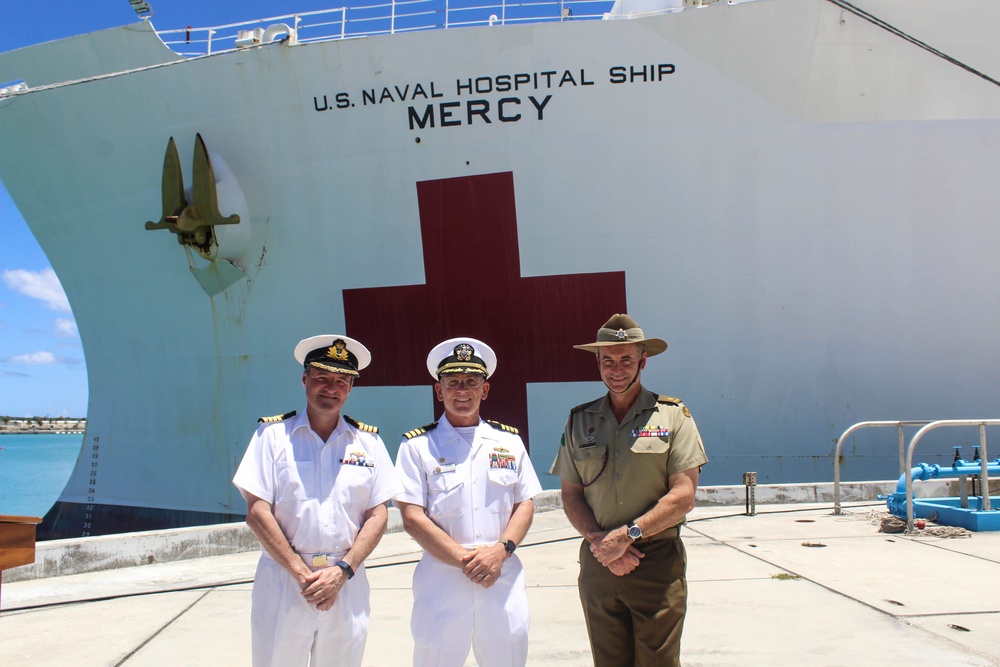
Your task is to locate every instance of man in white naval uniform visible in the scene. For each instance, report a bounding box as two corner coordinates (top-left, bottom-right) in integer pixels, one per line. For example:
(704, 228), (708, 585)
(395, 338), (543, 667)
(233, 335), (402, 667)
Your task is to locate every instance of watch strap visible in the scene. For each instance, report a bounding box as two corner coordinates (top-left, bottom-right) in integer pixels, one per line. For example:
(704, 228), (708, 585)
(335, 560), (355, 579)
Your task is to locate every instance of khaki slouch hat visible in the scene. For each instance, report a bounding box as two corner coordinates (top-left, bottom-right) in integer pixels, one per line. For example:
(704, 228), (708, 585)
(573, 314), (667, 356)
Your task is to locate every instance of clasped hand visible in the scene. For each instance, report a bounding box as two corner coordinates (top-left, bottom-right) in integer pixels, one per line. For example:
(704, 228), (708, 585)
(587, 529), (644, 576)
(300, 565), (348, 611)
(461, 543), (506, 589)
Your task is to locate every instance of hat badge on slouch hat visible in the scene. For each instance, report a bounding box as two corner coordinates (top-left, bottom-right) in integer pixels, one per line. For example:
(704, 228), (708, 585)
(294, 334), (372, 376)
(426, 337), (498, 380)
(573, 314), (668, 356)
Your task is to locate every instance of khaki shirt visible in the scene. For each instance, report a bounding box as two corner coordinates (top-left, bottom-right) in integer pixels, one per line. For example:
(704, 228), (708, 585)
(550, 388), (708, 530)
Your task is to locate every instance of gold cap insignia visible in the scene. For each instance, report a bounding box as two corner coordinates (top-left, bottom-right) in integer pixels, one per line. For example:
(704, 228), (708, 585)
(455, 343), (474, 361)
(328, 339), (349, 362)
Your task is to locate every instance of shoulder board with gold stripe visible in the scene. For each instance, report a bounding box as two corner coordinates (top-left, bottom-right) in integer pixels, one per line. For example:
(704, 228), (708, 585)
(344, 415), (379, 434)
(486, 420), (519, 435)
(403, 422), (438, 439)
(657, 395), (683, 406)
(258, 410), (296, 424)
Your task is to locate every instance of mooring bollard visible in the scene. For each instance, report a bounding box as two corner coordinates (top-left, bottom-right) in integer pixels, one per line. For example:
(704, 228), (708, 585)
(743, 472), (757, 516)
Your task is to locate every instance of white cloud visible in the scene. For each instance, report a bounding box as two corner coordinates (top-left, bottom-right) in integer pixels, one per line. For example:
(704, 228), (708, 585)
(4, 350), (84, 366)
(54, 318), (78, 338)
(8, 351), (58, 364)
(2, 268), (70, 312)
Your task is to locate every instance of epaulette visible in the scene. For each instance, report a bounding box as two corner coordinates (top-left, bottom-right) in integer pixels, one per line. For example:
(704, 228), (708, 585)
(344, 415), (379, 434)
(567, 398), (600, 432)
(403, 422), (438, 439)
(570, 397), (601, 414)
(486, 420), (519, 435)
(657, 395), (683, 406)
(258, 410), (296, 424)
(658, 395), (692, 418)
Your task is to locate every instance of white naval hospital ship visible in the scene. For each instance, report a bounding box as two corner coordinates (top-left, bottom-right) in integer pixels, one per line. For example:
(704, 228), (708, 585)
(1, 0), (999, 538)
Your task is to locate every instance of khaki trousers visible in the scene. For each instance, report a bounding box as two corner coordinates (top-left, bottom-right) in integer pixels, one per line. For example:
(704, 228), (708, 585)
(578, 536), (688, 667)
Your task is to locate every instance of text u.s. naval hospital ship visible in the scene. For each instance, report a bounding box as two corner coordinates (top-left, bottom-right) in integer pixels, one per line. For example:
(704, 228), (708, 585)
(2, 0), (999, 538)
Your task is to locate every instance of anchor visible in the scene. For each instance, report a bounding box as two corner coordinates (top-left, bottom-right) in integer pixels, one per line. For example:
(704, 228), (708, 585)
(145, 133), (240, 261)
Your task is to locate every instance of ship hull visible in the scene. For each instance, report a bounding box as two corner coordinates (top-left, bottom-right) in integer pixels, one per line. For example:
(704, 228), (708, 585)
(2, 0), (1000, 537)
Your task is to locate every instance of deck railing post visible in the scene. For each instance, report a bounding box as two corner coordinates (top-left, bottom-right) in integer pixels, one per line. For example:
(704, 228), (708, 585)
(981, 423), (991, 511)
(897, 425), (905, 475)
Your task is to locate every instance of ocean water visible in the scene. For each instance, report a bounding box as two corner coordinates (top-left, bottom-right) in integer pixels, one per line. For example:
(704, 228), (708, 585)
(0, 433), (83, 518)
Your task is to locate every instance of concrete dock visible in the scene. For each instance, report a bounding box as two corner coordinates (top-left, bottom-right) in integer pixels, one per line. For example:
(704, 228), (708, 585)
(2, 499), (999, 666)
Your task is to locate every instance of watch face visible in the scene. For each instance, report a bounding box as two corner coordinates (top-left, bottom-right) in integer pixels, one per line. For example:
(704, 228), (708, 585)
(628, 525), (642, 540)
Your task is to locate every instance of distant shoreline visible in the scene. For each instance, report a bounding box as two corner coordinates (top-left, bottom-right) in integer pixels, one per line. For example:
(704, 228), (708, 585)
(0, 430), (86, 435)
(0, 419), (86, 435)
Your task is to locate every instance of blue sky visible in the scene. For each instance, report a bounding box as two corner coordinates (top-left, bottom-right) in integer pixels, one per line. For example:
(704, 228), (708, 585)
(0, 1), (375, 418)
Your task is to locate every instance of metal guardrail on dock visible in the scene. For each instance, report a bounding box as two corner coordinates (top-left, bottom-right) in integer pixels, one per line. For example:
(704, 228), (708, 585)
(833, 421), (932, 515)
(834, 419), (1000, 533)
(903, 420), (1000, 532)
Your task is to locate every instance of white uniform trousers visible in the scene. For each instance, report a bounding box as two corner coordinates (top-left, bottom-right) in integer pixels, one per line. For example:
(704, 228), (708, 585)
(251, 556), (371, 667)
(411, 554), (529, 667)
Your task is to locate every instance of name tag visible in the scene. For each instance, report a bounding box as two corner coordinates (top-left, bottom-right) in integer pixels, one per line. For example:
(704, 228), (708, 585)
(434, 463), (457, 474)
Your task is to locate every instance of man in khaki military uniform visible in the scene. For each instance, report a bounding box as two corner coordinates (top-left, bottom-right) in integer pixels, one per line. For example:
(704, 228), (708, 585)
(550, 314), (708, 667)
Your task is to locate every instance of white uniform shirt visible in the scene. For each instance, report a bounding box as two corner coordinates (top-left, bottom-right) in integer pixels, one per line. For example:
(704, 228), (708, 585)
(395, 418), (542, 548)
(233, 409), (402, 557)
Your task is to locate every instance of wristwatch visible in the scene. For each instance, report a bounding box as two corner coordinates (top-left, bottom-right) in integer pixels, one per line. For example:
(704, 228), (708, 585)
(335, 560), (355, 579)
(626, 521), (643, 542)
(500, 539), (517, 556)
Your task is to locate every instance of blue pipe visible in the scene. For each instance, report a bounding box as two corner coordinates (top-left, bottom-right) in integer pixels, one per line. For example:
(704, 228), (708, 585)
(882, 459), (1000, 516)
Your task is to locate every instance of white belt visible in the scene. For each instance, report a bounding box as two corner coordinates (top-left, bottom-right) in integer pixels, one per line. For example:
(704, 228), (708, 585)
(298, 550), (347, 570)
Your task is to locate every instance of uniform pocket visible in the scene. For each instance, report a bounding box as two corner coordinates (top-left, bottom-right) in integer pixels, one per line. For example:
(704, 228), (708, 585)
(631, 437), (669, 454)
(570, 444), (609, 486)
(486, 468), (516, 514)
(571, 444), (608, 462)
(335, 463), (373, 510)
(275, 459), (314, 501)
(428, 473), (465, 518)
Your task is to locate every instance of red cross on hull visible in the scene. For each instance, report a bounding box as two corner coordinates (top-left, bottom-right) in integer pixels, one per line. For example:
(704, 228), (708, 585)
(344, 172), (627, 449)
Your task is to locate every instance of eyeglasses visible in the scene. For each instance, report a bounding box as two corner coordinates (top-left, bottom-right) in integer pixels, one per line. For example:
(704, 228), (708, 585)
(441, 377), (485, 390)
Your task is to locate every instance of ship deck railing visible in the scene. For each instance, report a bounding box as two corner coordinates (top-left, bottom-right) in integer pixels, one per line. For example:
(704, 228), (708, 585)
(154, 0), (693, 56)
